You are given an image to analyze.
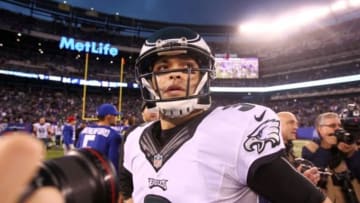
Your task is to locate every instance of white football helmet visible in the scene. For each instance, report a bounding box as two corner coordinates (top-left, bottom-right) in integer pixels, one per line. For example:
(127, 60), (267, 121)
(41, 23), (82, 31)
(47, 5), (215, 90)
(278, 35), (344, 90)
(135, 27), (215, 118)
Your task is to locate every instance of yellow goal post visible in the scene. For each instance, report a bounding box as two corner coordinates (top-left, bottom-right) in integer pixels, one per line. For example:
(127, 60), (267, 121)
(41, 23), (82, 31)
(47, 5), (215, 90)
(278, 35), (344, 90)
(81, 53), (125, 121)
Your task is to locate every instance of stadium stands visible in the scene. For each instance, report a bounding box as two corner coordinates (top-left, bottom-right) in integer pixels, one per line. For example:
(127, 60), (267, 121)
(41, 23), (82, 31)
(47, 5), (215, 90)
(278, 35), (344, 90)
(0, 0), (359, 129)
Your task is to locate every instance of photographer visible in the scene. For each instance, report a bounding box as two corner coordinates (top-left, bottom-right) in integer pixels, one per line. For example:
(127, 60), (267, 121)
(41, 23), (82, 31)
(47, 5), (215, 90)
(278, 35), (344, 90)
(302, 112), (360, 203)
(340, 104), (360, 181)
(278, 111), (321, 186)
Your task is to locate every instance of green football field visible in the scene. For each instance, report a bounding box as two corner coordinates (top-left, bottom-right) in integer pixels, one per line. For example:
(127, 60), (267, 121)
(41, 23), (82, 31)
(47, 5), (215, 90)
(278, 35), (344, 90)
(46, 147), (64, 160)
(293, 139), (310, 157)
(46, 140), (310, 160)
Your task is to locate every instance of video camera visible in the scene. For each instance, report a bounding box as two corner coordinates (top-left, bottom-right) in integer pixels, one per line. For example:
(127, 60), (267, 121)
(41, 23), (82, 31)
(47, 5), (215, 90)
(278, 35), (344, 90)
(19, 148), (119, 203)
(337, 103), (360, 145)
(334, 128), (356, 145)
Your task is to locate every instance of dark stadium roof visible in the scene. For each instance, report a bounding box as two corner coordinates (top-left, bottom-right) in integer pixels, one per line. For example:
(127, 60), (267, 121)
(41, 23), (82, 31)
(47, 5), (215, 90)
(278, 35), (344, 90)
(1, 0), (330, 26)
(53, 0), (330, 26)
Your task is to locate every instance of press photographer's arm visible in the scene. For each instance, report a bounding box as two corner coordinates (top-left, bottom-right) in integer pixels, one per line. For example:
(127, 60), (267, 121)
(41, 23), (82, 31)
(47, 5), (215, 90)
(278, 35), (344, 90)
(338, 139), (360, 180)
(0, 132), (63, 203)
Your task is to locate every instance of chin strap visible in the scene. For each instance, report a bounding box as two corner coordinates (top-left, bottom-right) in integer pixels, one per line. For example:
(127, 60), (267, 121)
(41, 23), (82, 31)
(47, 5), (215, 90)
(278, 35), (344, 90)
(193, 72), (208, 95)
(156, 98), (197, 118)
(141, 78), (160, 100)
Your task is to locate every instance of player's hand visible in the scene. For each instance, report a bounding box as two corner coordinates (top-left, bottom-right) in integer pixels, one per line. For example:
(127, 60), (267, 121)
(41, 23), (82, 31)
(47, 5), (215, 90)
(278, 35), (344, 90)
(296, 164), (320, 185)
(302, 167), (320, 185)
(0, 132), (64, 203)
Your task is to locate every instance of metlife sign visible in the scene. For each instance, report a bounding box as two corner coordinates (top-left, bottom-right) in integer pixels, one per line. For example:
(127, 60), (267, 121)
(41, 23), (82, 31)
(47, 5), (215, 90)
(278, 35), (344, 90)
(59, 36), (119, 57)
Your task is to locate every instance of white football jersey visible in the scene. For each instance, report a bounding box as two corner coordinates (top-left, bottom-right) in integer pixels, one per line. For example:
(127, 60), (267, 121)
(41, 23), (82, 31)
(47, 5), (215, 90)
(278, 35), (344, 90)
(33, 122), (51, 139)
(123, 103), (285, 203)
(54, 124), (63, 136)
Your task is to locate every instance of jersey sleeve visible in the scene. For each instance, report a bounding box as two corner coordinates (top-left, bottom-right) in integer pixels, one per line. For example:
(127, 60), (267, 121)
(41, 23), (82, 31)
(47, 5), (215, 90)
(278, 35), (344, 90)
(248, 155), (326, 203)
(235, 104), (285, 184)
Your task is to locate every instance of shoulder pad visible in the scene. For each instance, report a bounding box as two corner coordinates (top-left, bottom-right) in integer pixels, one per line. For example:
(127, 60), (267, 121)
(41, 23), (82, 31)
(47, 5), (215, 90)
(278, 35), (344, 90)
(220, 103), (257, 112)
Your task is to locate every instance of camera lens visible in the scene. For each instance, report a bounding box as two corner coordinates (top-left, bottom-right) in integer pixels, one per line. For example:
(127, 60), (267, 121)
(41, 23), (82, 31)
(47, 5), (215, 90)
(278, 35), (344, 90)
(20, 148), (118, 203)
(334, 128), (354, 145)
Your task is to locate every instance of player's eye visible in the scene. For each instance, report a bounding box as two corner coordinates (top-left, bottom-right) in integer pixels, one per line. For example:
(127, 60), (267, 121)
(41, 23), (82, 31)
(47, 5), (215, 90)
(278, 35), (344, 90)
(184, 63), (199, 73)
(153, 64), (168, 72)
(184, 62), (197, 69)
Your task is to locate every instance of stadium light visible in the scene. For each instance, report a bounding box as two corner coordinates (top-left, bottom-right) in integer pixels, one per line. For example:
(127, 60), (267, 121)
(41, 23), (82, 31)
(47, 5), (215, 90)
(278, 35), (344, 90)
(349, 0), (360, 7)
(271, 18), (293, 33)
(0, 69), (358, 91)
(305, 6), (330, 19)
(210, 74), (360, 93)
(238, 22), (268, 34)
(331, 0), (348, 11)
(238, 0), (359, 37)
(270, 6), (331, 32)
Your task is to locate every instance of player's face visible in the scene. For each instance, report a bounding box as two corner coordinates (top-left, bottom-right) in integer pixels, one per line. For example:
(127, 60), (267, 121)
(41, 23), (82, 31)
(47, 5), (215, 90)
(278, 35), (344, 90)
(280, 114), (298, 142)
(39, 117), (45, 124)
(151, 55), (200, 100)
(318, 117), (341, 145)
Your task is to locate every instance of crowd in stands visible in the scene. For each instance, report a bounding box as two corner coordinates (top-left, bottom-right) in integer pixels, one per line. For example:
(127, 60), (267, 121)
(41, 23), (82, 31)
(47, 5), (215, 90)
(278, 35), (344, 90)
(1, 3), (360, 129)
(0, 82), (142, 126)
(0, 79), (358, 129)
(212, 92), (359, 127)
(1, 6), (360, 88)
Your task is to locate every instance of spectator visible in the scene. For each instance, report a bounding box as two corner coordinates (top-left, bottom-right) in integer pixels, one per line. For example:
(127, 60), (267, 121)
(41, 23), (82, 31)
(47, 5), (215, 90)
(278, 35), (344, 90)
(278, 111), (320, 186)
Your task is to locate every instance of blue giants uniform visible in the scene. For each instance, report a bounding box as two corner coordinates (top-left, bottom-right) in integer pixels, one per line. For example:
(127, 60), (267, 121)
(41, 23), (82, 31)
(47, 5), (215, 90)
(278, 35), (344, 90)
(62, 123), (75, 145)
(77, 124), (121, 173)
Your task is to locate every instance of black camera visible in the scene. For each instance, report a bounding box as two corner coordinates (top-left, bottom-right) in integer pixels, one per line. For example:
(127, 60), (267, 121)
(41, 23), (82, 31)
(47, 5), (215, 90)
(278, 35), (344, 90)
(19, 148), (119, 203)
(334, 128), (356, 145)
(293, 158), (332, 189)
(332, 171), (359, 203)
(340, 103), (360, 144)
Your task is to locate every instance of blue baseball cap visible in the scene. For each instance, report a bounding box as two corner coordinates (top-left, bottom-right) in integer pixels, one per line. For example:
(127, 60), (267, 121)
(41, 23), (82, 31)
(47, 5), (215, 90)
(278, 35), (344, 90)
(96, 103), (119, 117)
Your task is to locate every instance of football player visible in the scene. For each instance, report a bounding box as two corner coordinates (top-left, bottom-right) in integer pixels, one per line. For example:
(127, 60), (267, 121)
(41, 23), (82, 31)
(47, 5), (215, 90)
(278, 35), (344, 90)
(76, 103), (121, 173)
(33, 117), (52, 149)
(119, 27), (331, 202)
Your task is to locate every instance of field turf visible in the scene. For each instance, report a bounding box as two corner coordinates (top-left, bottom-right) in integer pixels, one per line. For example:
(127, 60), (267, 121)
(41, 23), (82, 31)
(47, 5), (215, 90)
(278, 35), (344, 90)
(45, 140), (310, 160)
